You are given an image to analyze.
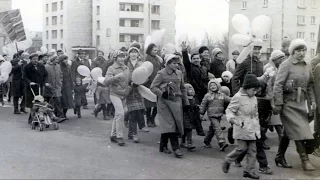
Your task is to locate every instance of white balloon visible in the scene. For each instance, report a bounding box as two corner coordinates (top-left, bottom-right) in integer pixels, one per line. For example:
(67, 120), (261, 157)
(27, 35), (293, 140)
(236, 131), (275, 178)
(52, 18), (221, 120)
(90, 67), (103, 80)
(137, 85), (157, 102)
(164, 43), (176, 54)
(0, 61), (12, 76)
(251, 15), (272, 38)
(82, 77), (92, 85)
(98, 77), (105, 84)
(41, 46), (48, 53)
(151, 29), (165, 46)
(140, 61), (154, 76)
(221, 86), (230, 97)
(2, 46), (7, 54)
(132, 66), (149, 85)
(77, 65), (91, 77)
(67, 60), (72, 66)
(144, 35), (152, 50)
(232, 14), (251, 35)
(232, 34), (252, 46)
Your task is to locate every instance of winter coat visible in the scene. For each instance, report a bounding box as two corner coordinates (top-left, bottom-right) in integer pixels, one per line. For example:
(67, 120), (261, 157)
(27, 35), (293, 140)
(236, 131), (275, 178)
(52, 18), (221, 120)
(44, 62), (62, 97)
(231, 55), (264, 95)
(23, 63), (48, 108)
(313, 62), (320, 133)
(200, 58), (210, 71)
(199, 80), (231, 118)
(226, 88), (261, 140)
(91, 57), (109, 77)
(10, 58), (27, 97)
(183, 98), (199, 129)
(209, 58), (226, 78)
(273, 56), (315, 140)
(60, 62), (74, 109)
(150, 67), (189, 134)
(104, 63), (131, 100)
(71, 57), (91, 83)
(74, 84), (88, 106)
(96, 86), (110, 104)
(226, 59), (238, 74)
(144, 54), (163, 108)
(125, 58), (145, 112)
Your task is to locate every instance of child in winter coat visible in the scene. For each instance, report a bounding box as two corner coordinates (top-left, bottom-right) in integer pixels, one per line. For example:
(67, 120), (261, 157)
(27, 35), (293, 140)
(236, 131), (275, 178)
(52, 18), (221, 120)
(222, 74), (261, 179)
(74, 77), (89, 118)
(31, 95), (61, 122)
(220, 71), (233, 97)
(94, 82), (110, 120)
(200, 79), (231, 151)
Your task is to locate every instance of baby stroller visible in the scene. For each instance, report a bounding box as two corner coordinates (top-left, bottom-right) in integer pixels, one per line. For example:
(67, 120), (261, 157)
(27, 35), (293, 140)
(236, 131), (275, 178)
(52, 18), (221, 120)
(30, 84), (59, 131)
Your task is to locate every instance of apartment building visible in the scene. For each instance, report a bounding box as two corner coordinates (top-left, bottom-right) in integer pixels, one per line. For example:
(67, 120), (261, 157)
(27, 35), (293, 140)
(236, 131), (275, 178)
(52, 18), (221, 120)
(229, 0), (320, 61)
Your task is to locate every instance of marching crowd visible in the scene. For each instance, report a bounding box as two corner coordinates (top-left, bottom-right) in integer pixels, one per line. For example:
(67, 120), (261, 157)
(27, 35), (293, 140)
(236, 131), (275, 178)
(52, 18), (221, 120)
(0, 36), (320, 179)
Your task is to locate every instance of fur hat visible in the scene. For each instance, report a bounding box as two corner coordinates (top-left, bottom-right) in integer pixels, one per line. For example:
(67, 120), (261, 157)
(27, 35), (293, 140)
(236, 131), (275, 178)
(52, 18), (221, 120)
(212, 48), (222, 57)
(221, 71), (233, 79)
(199, 46), (209, 54)
(29, 53), (39, 59)
(242, 73), (260, 90)
(289, 39), (307, 55)
(270, 50), (285, 61)
(208, 79), (221, 92)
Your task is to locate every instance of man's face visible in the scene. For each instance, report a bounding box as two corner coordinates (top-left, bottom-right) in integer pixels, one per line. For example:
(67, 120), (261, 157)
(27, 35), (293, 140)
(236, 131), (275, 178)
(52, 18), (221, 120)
(98, 52), (104, 58)
(201, 50), (210, 59)
(43, 56), (49, 63)
(293, 48), (307, 61)
(273, 57), (285, 68)
(79, 52), (86, 59)
(191, 54), (201, 66)
(129, 50), (139, 60)
(252, 46), (262, 57)
(57, 51), (63, 56)
(167, 59), (180, 71)
(31, 57), (38, 65)
(232, 54), (239, 60)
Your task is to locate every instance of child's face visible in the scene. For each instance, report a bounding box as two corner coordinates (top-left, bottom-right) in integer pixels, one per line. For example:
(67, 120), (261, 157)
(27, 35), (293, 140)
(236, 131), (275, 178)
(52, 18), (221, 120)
(222, 75), (230, 82)
(187, 87), (195, 96)
(191, 54), (201, 66)
(245, 87), (258, 97)
(76, 78), (82, 85)
(209, 83), (218, 92)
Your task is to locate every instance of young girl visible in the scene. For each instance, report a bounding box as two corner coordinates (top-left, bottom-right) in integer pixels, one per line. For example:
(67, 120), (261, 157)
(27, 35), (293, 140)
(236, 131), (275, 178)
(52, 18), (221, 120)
(222, 74), (261, 179)
(74, 77), (89, 118)
(94, 82), (110, 120)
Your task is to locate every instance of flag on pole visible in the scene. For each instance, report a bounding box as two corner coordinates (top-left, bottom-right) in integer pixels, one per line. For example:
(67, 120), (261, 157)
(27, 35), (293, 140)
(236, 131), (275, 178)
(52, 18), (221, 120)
(0, 9), (26, 42)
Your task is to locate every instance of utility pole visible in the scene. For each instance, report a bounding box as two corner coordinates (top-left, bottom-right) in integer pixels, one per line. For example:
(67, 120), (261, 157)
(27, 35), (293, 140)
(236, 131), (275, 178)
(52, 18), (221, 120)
(148, 0), (151, 35)
(281, 0), (284, 40)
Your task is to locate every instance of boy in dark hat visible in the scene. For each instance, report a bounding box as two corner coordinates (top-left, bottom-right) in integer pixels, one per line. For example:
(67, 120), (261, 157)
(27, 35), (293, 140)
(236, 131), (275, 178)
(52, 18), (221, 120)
(199, 46), (210, 70)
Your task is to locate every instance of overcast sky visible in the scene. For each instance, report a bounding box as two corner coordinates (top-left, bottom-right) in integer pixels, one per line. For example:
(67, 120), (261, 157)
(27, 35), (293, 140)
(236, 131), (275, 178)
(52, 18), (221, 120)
(12, 0), (229, 43)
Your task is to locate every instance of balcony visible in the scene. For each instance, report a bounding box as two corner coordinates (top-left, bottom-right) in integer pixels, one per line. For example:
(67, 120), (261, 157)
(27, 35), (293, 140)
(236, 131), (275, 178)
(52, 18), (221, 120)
(119, 27), (145, 34)
(119, 11), (144, 19)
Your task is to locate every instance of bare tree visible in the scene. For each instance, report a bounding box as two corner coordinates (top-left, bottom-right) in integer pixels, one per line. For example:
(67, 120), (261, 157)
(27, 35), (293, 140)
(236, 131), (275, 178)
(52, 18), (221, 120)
(201, 31), (216, 53)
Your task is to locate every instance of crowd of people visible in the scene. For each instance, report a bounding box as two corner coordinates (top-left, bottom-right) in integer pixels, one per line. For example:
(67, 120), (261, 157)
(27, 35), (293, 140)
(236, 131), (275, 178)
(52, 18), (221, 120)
(0, 36), (319, 179)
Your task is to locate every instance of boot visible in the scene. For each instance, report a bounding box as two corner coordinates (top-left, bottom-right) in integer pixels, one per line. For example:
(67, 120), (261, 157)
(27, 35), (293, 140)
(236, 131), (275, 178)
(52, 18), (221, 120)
(296, 141), (316, 171)
(14, 108), (21, 114)
(243, 171), (260, 179)
(174, 149), (183, 158)
(20, 108), (28, 114)
(275, 135), (292, 168)
(103, 110), (108, 120)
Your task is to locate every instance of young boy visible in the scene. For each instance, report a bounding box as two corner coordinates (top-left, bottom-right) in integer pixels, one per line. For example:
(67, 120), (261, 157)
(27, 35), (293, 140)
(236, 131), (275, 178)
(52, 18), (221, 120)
(200, 79), (230, 151)
(94, 82), (110, 120)
(74, 77), (89, 118)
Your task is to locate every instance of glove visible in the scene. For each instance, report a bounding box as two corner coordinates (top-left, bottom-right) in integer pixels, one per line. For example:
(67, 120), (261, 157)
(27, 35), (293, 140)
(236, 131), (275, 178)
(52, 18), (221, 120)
(183, 105), (190, 111)
(162, 92), (169, 99)
(273, 105), (282, 115)
(311, 102), (317, 111)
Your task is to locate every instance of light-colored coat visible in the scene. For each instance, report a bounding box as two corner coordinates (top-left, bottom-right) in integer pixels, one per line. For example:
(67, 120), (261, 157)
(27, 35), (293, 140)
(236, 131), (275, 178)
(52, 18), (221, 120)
(273, 56), (315, 140)
(226, 88), (260, 140)
(44, 63), (62, 97)
(226, 59), (237, 74)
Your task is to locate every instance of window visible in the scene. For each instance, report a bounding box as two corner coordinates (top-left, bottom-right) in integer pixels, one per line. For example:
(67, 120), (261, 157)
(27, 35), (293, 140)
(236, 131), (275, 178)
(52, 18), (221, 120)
(97, 20), (100, 29)
(97, 6), (100, 15)
(52, 30), (57, 39)
(60, 29), (63, 38)
(46, 4), (49, 12)
(130, 35), (139, 42)
(311, 49), (315, 57)
(60, 15), (63, 24)
(298, 0), (306, 7)
(60, 44), (63, 50)
(46, 31), (49, 39)
(241, 0), (247, 9)
(152, 5), (160, 14)
(297, 15), (305, 24)
(263, 34), (269, 41)
(311, 33), (315, 41)
(52, 2), (57, 11)
(297, 32), (305, 39)
(119, 35), (125, 42)
(52, 44), (57, 50)
(119, 4), (125, 11)
(131, 20), (139, 27)
(52, 16), (57, 25)
(119, 19), (125, 27)
(151, 20), (160, 29)
(311, 16), (316, 24)
(60, 1), (63, 10)
(131, 5), (140, 12)
(96, 35), (100, 46)
(46, 17), (49, 26)
(311, 0), (316, 8)
(263, 0), (268, 7)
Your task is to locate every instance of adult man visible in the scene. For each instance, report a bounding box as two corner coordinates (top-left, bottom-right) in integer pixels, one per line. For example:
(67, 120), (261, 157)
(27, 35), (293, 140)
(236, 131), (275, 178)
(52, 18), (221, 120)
(11, 52), (28, 114)
(199, 46), (211, 70)
(91, 51), (109, 76)
(39, 53), (49, 65)
(44, 56), (65, 122)
(210, 48), (226, 78)
(57, 50), (64, 57)
(24, 53), (48, 124)
(226, 50), (240, 74)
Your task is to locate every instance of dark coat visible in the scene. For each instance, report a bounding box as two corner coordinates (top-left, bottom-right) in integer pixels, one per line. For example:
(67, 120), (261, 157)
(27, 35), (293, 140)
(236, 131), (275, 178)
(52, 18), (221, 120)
(71, 57), (91, 83)
(200, 58), (210, 71)
(209, 58), (226, 78)
(231, 55), (264, 95)
(60, 63), (74, 109)
(10, 58), (27, 97)
(74, 84), (88, 106)
(183, 98), (199, 129)
(23, 63), (48, 108)
(91, 57), (110, 77)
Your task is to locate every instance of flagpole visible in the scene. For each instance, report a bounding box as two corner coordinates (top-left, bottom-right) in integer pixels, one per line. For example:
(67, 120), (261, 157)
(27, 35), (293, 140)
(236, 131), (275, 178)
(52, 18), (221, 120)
(15, 41), (20, 58)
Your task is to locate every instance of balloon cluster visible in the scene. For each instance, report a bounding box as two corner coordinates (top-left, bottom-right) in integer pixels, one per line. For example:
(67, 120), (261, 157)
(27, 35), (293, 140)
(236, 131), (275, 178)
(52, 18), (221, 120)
(0, 61), (12, 82)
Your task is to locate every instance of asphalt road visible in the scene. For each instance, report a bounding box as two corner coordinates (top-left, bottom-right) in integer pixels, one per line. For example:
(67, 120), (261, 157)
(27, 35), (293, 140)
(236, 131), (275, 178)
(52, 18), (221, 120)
(0, 99), (320, 179)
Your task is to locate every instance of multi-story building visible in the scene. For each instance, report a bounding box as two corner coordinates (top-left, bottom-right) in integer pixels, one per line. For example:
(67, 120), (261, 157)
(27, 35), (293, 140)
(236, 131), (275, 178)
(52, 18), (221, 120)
(43, 0), (176, 58)
(229, 0), (320, 61)
(0, 0), (12, 54)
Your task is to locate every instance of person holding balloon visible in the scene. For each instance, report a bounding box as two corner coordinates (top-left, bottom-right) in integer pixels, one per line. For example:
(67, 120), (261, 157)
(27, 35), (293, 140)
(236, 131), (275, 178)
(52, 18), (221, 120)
(150, 54), (189, 158)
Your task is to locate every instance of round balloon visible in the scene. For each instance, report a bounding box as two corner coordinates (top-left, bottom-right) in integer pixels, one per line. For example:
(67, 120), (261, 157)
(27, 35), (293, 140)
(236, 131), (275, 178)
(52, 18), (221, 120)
(91, 67), (103, 80)
(140, 61), (154, 76)
(132, 66), (149, 85)
(2, 46), (7, 54)
(137, 85), (157, 102)
(77, 65), (91, 77)
(220, 86), (230, 97)
(232, 34), (252, 46)
(164, 43), (176, 54)
(232, 14), (251, 35)
(144, 35), (152, 50)
(40, 46), (48, 53)
(98, 77), (105, 84)
(67, 60), (72, 66)
(0, 61), (12, 76)
(251, 15), (272, 38)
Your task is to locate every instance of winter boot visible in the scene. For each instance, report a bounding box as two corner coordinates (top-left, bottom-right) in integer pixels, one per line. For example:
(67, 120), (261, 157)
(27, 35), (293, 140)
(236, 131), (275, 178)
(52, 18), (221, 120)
(296, 141), (316, 171)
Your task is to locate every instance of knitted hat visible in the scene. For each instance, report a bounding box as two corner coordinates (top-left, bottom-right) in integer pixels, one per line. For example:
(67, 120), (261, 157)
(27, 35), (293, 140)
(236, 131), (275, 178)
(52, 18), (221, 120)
(29, 53), (39, 59)
(252, 38), (263, 47)
(58, 54), (68, 63)
(130, 42), (141, 50)
(289, 39), (307, 55)
(221, 71), (233, 79)
(21, 52), (29, 59)
(270, 50), (285, 61)
(199, 46), (209, 54)
(164, 54), (179, 65)
(208, 79), (221, 92)
(115, 50), (126, 57)
(127, 47), (140, 54)
(282, 37), (291, 47)
(242, 73), (260, 90)
(212, 48), (222, 57)
(184, 83), (195, 98)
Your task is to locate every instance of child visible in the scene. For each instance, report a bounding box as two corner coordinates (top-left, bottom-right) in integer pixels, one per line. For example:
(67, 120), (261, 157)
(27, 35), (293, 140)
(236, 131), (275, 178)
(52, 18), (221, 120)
(222, 74), (261, 179)
(200, 79), (230, 151)
(74, 77), (89, 118)
(94, 82), (110, 120)
(31, 95), (61, 122)
(220, 71), (233, 97)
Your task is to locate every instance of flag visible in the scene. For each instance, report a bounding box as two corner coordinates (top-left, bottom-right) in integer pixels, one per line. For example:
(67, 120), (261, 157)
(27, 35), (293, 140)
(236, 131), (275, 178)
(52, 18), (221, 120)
(0, 9), (26, 42)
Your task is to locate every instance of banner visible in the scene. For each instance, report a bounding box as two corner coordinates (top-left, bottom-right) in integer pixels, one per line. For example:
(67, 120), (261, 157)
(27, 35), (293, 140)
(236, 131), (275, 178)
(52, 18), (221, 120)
(0, 9), (26, 42)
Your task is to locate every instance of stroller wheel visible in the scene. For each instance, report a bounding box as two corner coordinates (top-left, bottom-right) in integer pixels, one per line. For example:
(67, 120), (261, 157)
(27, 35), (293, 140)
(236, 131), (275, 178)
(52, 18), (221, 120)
(39, 126), (44, 132)
(53, 123), (59, 130)
(30, 122), (36, 130)
(45, 124), (50, 128)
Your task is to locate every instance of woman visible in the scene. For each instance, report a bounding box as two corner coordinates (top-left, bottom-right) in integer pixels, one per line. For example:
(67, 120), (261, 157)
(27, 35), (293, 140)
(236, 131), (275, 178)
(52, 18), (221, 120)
(273, 39), (317, 171)
(144, 43), (163, 127)
(104, 51), (131, 146)
(59, 55), (74, 120)
(150, 54), (189, 158)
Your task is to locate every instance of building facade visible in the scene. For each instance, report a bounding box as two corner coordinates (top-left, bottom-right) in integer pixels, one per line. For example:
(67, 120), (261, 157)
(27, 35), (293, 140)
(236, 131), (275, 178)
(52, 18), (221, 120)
(229, 0), (320, 62)
(43, 0), (176, 58)
(0, 0), (12, 54)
